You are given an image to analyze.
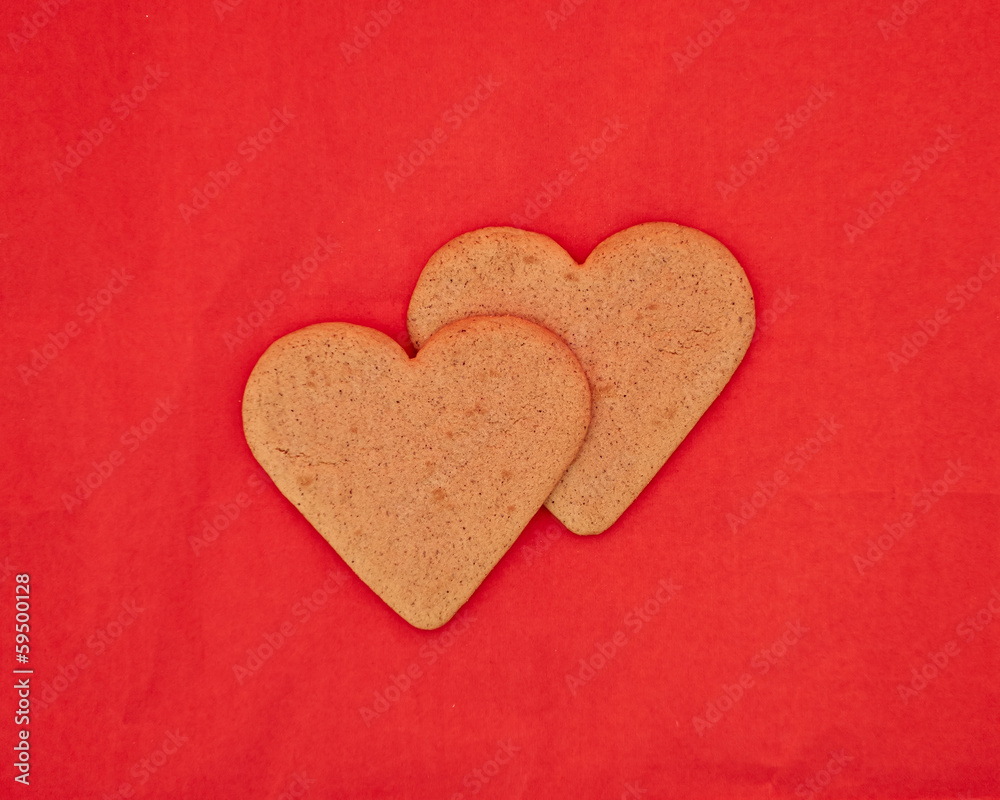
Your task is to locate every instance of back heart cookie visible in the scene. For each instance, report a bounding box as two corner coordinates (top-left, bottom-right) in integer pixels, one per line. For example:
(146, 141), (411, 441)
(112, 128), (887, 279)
(407, 222), (755, 535)
(242, 315), (591, 629)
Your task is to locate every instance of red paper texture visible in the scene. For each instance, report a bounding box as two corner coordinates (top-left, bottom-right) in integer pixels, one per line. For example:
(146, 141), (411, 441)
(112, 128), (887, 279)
(2, 0), (998, 798)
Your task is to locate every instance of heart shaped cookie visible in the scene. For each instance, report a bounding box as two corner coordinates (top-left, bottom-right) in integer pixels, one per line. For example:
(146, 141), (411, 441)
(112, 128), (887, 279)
(407, 223), (755, 535)
(242, 316), (591, 629)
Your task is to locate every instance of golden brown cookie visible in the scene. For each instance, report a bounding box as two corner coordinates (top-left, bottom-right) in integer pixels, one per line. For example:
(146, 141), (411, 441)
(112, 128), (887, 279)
(242, 315), (591, 629)
(407, 223), (755, 535)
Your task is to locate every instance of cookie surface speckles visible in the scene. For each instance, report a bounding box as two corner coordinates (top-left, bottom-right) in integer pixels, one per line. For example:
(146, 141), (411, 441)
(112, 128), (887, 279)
(407, 223), (755, 535)
(242, 315), (591, 629)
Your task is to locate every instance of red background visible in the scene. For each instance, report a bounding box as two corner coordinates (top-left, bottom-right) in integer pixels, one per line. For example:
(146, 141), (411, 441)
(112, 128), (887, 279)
(2, 0), (999, 797)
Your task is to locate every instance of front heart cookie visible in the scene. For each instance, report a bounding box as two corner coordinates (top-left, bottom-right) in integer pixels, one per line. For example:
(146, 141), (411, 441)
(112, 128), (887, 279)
(242, 315), (591, 629)
(407, 223), (755, 535)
